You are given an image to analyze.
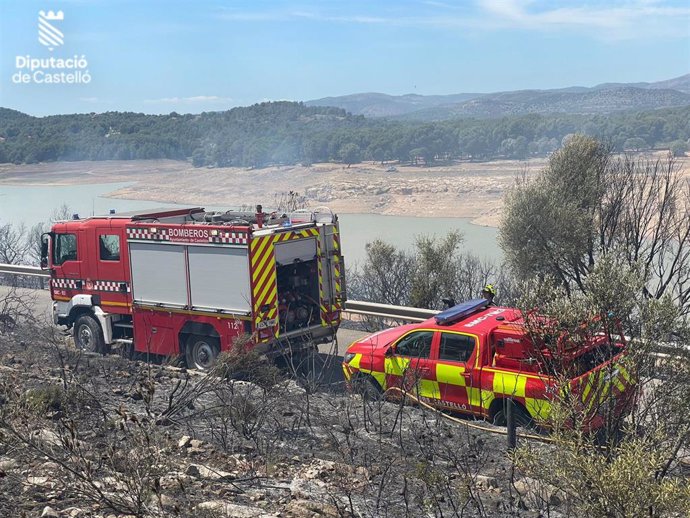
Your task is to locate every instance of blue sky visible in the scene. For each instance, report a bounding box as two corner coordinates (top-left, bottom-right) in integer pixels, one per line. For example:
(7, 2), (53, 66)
(1, 0), (688, 115)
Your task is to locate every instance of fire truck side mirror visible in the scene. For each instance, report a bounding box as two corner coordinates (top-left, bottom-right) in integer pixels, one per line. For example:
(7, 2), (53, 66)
(40, 233), (51, 270)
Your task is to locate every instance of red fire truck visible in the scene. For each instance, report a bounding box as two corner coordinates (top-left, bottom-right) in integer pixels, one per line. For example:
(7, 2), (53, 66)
(40, 206), (345, 369)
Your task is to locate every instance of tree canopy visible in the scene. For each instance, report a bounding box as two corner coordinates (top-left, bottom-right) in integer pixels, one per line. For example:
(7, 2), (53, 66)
(1, 102), (689, 167)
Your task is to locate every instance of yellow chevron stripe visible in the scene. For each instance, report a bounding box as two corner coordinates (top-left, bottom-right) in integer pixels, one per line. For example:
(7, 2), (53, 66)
(254, 249), (274, 280)
(254, 264), (276, 298)
(256, 276), (277, 307)
(251, 237), (273, 266)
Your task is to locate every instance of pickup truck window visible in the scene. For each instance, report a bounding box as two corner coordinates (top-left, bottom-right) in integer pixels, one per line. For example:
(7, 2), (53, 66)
(439, 332), (475, 363)
(53, 233), (77, 265)
(395, 331), (433, 359)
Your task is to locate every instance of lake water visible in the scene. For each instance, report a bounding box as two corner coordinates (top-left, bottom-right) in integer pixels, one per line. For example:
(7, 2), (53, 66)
(0, 182), (500, 265)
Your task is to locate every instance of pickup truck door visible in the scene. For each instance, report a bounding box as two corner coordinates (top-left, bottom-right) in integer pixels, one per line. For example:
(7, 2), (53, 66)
(384, 330), (439, 400)
(433, 331), (478, 414)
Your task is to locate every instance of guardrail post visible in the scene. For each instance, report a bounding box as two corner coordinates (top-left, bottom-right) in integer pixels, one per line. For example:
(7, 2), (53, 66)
(506, 399), (517, 450)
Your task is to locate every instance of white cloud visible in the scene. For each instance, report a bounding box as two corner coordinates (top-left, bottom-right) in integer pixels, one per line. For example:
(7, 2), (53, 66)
(475, 0), (690, 35)
(216, 1), (690, 39)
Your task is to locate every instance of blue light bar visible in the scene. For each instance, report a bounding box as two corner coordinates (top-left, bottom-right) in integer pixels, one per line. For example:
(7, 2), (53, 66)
(434, 298), (489, 325)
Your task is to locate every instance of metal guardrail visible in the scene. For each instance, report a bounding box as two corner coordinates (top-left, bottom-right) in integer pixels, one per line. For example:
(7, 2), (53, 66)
(0, 263), (49, 278)
(0, 263), (436, 321)
(343, 300), (438, 322)
(0, 263), (687, 356)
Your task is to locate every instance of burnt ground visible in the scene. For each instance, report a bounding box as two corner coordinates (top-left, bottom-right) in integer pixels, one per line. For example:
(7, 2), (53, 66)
(0, 324), (561, 518)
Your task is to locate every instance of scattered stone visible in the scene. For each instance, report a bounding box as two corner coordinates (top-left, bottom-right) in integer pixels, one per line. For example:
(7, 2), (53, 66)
(476, 474), (499, 489)
(189, 439), (204, 448)
(178, 435), (191, 448)
(30, 429), (61, 449)
(185, 463), (234, 481)
(285, 499), (345, 518)
(514, 477), (563, 508)
(0, 458), (18, 471)
(195, 500), (268, 517)
(26, 476), (50, 487)
(40, 506), (59, 518)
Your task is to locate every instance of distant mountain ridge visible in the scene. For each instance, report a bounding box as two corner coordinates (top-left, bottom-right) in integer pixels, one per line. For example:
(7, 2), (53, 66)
(305, 73), (690, 120)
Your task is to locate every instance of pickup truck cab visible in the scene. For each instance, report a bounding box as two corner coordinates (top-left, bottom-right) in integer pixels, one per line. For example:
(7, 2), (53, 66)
(342, 299), (635, 430)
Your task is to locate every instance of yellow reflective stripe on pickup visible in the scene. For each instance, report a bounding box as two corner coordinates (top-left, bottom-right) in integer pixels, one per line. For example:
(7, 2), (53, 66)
(349, 353), (386, 389)
(525, 397), (551, 420)
(384, 356), (411, 376)
(468, 387), (494, 410)
(436, 363), (466, 387)
(417, 379), (441, 400)
(493, 371), (527, 398)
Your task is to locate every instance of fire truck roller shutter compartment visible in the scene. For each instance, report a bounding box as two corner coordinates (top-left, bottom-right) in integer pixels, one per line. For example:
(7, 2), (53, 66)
(275, 237), (320, 333)
(129, 243), (188, 307)
(188, 246), (251, 313)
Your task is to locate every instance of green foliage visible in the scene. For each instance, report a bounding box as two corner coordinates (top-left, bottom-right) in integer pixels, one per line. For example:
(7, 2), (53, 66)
(339, 142), (362, 167)
(22, 385), (66, 414)
(512, 258), (690, 517)
(1, 103), (689, 167)
(500, 136), (690, 315)
(409, 231), (464, 309)
(669, 139), (687, 157)
(515, 433), (690, 518)
(348, 231), (515, 312)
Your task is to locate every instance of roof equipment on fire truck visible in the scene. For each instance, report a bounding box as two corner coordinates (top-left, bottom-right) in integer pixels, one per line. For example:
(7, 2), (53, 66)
(434, 298), (489, 326)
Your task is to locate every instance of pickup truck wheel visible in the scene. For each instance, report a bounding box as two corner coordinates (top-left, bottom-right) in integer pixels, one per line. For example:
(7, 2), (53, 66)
(492, 401), (534, 429)
(73, 314), (106, 354)
(186, 335), (220, 371)
(353, 374), (382, 401)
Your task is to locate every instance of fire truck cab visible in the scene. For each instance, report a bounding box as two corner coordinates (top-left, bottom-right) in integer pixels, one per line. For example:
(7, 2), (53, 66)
(42, 206), (345, 368)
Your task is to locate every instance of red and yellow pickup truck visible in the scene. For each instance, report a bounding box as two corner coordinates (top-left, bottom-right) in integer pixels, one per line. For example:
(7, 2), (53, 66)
(342, 299), (636, 430)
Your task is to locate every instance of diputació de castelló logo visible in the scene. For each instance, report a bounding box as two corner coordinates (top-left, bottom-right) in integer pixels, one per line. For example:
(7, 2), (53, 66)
(12, 9), (92, 85)
(38, 10), (64, 50)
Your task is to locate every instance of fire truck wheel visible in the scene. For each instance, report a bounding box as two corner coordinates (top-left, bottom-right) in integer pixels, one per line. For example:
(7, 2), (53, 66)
(492, 400), (534, 429)
(353, 374), (382, 401)
(186, 335), (220, 371)
(73, 314), (106, 354)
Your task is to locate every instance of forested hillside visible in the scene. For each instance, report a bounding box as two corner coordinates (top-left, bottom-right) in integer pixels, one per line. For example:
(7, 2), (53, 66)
(306, 74), (690, 119)
(0, 101), (689, 168)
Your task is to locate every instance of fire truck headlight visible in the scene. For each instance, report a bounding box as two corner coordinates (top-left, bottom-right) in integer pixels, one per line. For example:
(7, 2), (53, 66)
(343, 352), (356, 364)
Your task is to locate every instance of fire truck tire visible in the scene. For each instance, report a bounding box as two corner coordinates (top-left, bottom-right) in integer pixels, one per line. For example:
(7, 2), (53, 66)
(491, 400), (534, 429)
(73, 314), (107, 354)
(185, 335), (220, 371)
(352, 374), (382, 401)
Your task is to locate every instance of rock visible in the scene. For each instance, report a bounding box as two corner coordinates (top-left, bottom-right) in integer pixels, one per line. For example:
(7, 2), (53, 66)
(38, 461), (60, 473)
(0, 458), (18, 471)
(159, 472), (190, 490)
(178, 435), (191, 448)
(189, 439), (204, 448)
(285, 499), (345, 518)
(26, 476), (50, 486)
(476, 474), (499, 489)
(40, 506), (59, 518)
(194, 500), (268, 517)
(30, 429), (61, 449)
(514, 477), (563, 508)
(158, 494), (175, 509)
(185, 463), (234, 481)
